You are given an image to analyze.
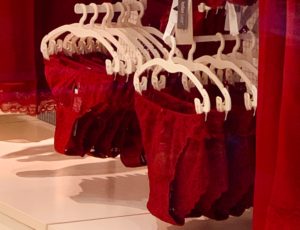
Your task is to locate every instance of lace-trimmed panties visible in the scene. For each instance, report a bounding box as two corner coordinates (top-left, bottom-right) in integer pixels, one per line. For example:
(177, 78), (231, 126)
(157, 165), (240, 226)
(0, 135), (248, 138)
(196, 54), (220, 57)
(135, 90), (208, 225)
(44, 54), (113, 155)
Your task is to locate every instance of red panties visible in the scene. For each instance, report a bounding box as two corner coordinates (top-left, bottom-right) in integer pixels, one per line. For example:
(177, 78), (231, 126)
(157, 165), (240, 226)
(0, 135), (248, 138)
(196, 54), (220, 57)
(206, 83), (256, 220)
(135, 89), (208, 225)
(44, 54), (113, 155)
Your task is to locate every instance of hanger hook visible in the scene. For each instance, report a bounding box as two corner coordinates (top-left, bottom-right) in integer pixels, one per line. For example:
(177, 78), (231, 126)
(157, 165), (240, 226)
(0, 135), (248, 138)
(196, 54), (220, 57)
(79, 4), (88, 27)
(248, 30), (256, 51)
(164, 35), (176, 60)
(232, 34), (241, 55)
(89, 3), (99, 26)
(115, 2), (125, 25)
(216, 32), (225, 59)
(102, 3), (113, 27)
(107, 3), (115, 25)
(136, 1), (145, 26)
(122, 2), (131, 25)
(188, 41), (196, 61)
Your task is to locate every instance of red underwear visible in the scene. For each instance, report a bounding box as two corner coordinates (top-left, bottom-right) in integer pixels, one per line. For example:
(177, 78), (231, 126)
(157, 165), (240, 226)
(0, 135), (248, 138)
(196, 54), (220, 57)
(178, 84), (228, 219)
(44, 54), (113, 155)
(157, 79), (229, 220)
(112, 80), (146, 167)
(206, 83), (256, 220)
(135, 89), (208, 225)
(91, 78), (134, 158)
(230, 185), (254, 217)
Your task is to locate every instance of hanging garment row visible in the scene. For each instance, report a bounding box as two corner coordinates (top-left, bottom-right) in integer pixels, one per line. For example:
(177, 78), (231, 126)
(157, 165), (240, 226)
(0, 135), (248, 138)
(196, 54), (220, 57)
(41, 0), (258, 226)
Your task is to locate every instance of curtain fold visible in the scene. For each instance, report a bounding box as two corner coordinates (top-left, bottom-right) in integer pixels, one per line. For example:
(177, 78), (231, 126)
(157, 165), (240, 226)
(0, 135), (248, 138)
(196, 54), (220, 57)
(0, 0), (158, 115)
(254, 0), (300, 229)
(0, 0), (97, 115)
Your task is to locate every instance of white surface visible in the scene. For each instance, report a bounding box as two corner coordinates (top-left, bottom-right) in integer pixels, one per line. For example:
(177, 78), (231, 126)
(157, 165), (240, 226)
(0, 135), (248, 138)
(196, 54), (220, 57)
(0, 211), (33, 230)
(48, 214), (158, 230)
(49, 212), (252, 230)
(0, 115), (149, 229)
(0, 114), (252, 230)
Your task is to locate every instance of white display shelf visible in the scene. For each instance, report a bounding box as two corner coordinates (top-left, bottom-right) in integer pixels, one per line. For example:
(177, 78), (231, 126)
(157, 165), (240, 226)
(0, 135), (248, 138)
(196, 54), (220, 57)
(0, 114), (252, 230)
(0, 115), (149, 230)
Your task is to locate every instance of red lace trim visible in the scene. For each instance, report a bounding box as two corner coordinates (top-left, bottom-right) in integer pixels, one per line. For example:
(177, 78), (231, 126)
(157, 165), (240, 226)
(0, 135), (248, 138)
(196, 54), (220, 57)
(0, 81), (56, 115)
(0, 99), (56, 115)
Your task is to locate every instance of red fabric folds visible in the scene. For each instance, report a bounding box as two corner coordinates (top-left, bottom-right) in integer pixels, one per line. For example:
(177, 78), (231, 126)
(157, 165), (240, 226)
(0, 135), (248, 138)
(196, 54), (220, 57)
(44, 54), (113, 154)
(0, 0), (116, 115)
(0, 1), (53, 114)
(254, 0), (300, 229)
(135, 91), (207, 225)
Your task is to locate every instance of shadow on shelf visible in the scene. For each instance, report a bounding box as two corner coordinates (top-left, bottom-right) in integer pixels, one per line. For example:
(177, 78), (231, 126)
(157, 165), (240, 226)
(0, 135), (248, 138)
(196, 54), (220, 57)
(0, 114), (54, 142)
(1, 144), (83, 162)
(16, 160), (146, 178)
(70, 173), (149, 210)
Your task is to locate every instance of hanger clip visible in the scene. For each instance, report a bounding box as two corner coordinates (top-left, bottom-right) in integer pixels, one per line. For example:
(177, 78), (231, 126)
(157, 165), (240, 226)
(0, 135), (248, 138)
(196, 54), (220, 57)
(159, 75), (166, 90)
(151, 74), (159, 90)
(244, 92), (252, 111)
(105, 60), (114, 75)
(182, 74), (191, 92)
(119, 61), (126, 76)
(216, 96), (224, 113)
(140, 76), (148, 92)
(194, 98), (203, 114)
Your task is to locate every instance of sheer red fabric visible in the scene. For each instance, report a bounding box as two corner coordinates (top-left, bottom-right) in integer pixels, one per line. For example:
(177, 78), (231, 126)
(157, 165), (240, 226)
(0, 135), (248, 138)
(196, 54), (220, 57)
(114, 83), (146, 168)
(135, 91), (207, 225)
(0, 1), (53, 114)
(147, 88), (211, 223)
(187, 109), (228, 218)
(254, 0), (300, 229)
(205, 83), (255, 220)
(45, 53), (145, 166)
(160, 80), (255, 220)
(169, 84), (229, 219)
(44, 54), (113, 154)
(92, 79), (132, 158)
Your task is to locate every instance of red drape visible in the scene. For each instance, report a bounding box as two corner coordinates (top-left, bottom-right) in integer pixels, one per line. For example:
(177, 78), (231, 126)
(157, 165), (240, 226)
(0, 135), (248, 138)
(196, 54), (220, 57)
(254, 0), (300, 229)
(0, 0), (110, 115)
(0, 1), (38, 114)
(0, 0), (167, 115)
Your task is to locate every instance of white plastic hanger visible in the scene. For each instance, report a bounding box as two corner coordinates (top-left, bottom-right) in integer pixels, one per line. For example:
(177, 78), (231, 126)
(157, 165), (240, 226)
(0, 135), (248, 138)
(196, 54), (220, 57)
(71, 2), (144, 73)
(100, 2), (154, 63)
(63, 3), (134, 75)
(241, 31), (258, 67)
(194, 33), (257, 112)
(93, 2), (148, 69)
(170, 40), (232, 117)
(40, 3), (121, 74)
(151, 39), (231, 117)
(216, 33), (258, 80)
(133, 36), (211, 118)
(117, 0), (182, 58)
(123, 1), (169, 59)
(113, 2), (162, 59)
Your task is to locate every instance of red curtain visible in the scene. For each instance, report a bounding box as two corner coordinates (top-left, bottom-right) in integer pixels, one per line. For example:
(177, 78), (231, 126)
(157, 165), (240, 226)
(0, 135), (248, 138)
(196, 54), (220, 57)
(254, 0), (300, 229)
(0, 0), (103, 115)
(0, 0), (167, 115)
